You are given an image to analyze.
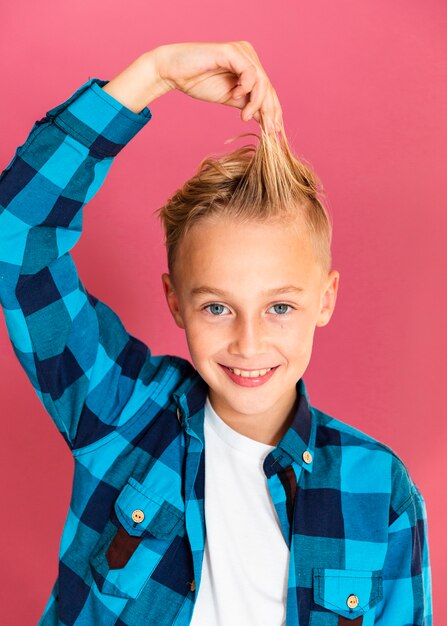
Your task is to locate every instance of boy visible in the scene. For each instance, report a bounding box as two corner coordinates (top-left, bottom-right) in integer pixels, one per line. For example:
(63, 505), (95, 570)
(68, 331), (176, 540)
(0, 42), (432, 625)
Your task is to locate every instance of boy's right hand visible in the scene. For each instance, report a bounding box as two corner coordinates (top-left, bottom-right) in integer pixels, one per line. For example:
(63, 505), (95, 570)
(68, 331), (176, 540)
(102, 42), (283, 134)
(153, 41), (283, 134)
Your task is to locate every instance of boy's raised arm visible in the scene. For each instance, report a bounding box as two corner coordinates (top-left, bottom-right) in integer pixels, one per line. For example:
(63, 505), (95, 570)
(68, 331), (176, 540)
(0, 56), (163, 452)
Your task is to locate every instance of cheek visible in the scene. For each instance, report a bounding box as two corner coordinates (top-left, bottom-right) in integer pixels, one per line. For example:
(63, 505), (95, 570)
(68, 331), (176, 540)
(183, 316), (217, 356)
(299, 323), (318, 354)
(280, 320), (315, 354)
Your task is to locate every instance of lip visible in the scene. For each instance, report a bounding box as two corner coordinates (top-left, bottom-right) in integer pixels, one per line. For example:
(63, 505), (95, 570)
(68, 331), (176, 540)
(220, 364), (274, 371)
(218, 363), (279, 387)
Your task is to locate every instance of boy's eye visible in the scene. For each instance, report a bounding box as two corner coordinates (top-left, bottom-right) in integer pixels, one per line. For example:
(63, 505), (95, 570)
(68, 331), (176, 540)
(203, 303), (294, 316)
(268, 303), (293, 315)
(204, 303), (230, 316)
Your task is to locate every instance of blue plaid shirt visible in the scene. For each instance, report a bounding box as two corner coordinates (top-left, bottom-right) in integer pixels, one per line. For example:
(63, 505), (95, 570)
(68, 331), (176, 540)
(0, 78), (433, 625)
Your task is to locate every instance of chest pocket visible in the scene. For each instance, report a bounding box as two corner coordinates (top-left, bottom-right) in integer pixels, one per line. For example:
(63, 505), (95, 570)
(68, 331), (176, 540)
(309, 568), (383, 626)
(89, 476), (184, 600)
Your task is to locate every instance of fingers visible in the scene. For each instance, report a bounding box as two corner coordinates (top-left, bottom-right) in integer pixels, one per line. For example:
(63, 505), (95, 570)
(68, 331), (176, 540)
(221, 41), (283, 134)
(240, 72), (269, 123)
(259, 84), (280, 134)
(247, 83), (281, 135)
(239, 42), (283, 134)
(270, 84), (284, 133)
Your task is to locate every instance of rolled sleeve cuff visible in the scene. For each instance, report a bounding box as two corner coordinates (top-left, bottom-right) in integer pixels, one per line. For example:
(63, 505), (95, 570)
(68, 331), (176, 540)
(44, 77), (152, 157)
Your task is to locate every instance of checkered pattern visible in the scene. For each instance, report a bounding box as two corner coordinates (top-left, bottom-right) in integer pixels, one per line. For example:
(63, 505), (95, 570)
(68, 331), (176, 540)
(0, 78), (432, 625)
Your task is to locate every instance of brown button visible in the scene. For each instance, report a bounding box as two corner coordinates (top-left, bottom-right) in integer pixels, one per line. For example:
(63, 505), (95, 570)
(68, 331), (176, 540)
(347, 594), (359, 608)
(190, 579), (196, 592)
(302, 450), (313, 464)
(131, 509), (145, 523)
(177, 407), (182, 424)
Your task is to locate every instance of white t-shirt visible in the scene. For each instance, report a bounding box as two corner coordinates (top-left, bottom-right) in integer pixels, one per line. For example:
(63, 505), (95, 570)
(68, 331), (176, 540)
(189, 395), (290, 626)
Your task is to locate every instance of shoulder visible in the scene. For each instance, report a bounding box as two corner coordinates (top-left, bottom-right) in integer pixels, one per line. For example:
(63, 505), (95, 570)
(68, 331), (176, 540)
(162, 354), (198, 385)
(146, 353), (195, 384)
(311, 406), (419, 523)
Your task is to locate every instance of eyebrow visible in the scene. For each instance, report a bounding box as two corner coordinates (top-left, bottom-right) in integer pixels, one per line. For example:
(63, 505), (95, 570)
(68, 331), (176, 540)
(190, 285), (305, 298)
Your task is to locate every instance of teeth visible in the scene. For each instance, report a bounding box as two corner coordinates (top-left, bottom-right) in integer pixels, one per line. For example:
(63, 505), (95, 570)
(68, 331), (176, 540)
(230, 367), (272, 378)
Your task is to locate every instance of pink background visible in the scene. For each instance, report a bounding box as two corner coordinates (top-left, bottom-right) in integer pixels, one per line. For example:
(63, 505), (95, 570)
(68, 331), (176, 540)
(0, 1), (445, 623)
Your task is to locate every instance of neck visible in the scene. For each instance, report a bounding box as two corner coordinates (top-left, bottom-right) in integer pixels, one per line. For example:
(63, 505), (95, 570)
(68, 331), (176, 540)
(207, 387), (298, 446)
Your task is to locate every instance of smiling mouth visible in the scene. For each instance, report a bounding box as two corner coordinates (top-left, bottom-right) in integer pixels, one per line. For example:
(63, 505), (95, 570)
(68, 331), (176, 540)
(220, 365), (278, 379)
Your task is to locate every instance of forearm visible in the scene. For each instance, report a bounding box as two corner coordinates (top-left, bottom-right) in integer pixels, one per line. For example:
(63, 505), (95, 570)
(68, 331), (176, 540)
(101, 49), (172, 113)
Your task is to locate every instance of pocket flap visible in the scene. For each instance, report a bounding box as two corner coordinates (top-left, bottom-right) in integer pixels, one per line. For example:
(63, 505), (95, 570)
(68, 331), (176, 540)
(313, 568), (383, 618)
(114, 476), (184, 539)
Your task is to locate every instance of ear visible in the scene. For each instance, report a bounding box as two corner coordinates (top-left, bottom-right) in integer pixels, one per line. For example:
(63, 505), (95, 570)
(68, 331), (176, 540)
(161, 272), (186, 329)
(316, 270), (340, 327)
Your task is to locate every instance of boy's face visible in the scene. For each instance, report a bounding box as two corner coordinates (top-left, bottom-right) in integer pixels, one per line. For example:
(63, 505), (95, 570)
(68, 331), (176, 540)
(161, 215), (339, 441)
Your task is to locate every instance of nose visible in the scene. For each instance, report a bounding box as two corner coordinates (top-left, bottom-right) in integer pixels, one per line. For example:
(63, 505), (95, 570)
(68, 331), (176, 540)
(228, 314), (268, 359)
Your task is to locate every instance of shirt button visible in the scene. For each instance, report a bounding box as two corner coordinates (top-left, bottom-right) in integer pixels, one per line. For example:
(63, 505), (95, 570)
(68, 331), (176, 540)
(190, 579), (196, 592)
(302, 450), (313, 464)
(347, 594), (359, 608)
(131, 509), (145, 523)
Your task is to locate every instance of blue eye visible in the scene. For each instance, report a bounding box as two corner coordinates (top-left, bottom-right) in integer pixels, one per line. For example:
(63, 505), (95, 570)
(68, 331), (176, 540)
(269, 303), (293, 315)
(204, 303), (230, 316)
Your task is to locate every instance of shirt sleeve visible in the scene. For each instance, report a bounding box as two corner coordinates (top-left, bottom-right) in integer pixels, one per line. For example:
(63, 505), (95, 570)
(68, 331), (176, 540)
(0, 77), (163, 452)
(374, 482), (433, 625)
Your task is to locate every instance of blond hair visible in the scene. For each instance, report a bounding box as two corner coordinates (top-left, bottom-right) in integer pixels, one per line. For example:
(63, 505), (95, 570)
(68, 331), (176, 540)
(156, 126), (333, 282)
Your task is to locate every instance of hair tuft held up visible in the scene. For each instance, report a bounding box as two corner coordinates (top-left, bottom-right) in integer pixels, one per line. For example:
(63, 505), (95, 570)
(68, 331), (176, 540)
(155, 124), (333, 280)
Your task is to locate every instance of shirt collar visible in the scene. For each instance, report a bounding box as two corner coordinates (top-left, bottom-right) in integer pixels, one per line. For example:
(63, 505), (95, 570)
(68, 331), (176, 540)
(173, 367), (316, 476)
